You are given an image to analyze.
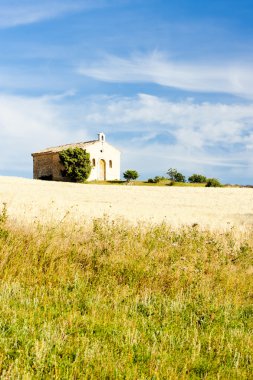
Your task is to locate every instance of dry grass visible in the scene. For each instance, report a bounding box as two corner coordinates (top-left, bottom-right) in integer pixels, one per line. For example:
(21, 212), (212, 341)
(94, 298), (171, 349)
(1, 176), (253, 231)
(0, 203), (252, 379)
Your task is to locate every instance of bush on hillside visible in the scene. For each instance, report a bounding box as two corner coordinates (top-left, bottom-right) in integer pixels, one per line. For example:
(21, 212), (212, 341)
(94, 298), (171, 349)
(59, 147), (91, 182)
(188, 174), (207, 183)
(123, 170), (139, 182)
(167, 168), (185, 182)
(148, 176), (166, 183)
(205, 178), (222, 187)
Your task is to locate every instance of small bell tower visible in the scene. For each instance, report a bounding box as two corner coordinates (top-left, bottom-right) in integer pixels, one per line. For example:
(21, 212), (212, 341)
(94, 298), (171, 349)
(98, 132), (105, 142)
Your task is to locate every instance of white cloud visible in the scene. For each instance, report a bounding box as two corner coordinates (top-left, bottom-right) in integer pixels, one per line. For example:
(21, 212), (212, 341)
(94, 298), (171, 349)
(0, 0), (106, 28)
(0, 93), (88, 174)
(0, 91), (252, 183)
(80, 93), (253, 181)
(78, 52), (253, 99)
(83, 93), (253, 147)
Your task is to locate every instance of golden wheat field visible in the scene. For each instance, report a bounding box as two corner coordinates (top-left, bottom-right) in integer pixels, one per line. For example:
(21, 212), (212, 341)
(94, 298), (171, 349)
(0, 176), (253, 231)
(0, 176), (253, 378)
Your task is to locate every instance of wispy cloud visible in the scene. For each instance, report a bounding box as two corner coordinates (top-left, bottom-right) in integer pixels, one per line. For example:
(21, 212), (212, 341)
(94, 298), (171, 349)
(82, 93), (253, 148)
(0, 0), (107, 28)
(0, 92), (88, 175)
(1, 91), (252, 182)
(80, 93), (253, 181)
(78, 52), (253, 99)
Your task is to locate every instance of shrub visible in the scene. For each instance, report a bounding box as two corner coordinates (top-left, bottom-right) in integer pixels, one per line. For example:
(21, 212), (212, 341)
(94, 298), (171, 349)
(206, 178), (222, 187)
(167, 168), (185, 182)
(59, 147), (91, 182)
(154, 176), (166, 183)
(123, 170), (139, 182)
(188, 174), (207, 183)
(147, 176), (166, 184)
(148, 175), (166, 183)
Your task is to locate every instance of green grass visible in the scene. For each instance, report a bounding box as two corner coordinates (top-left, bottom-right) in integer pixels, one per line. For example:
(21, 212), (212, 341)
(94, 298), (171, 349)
(87, 180), (206, 187)
(167, 181), (206, 187)
(0, 208), (252, 379)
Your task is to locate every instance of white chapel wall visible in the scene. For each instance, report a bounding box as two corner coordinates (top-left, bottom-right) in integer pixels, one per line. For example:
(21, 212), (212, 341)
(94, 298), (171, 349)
(85, 141), (121, 181)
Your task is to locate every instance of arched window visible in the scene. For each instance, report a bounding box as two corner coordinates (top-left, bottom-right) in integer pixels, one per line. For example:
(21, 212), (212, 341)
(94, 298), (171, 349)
(109, 160), (112, 168)
(92, 158), (96, 166)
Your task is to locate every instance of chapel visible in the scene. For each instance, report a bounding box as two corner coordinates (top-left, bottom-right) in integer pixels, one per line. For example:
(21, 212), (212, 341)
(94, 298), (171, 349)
(31, 132), (121, 181)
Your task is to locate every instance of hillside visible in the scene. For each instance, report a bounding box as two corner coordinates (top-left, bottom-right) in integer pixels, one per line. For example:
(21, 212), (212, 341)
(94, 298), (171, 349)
(0, 176), (252, 378)
(0, 176), (252, 231)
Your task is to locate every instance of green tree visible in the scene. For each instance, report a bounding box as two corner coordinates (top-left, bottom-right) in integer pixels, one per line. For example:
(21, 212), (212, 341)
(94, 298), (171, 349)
(123, 170), (139, 182)
(167, 168), (185, 182)
(188, 174), (207, 183)
(205, 178), (222, 187)
(59, 148), (91, 182)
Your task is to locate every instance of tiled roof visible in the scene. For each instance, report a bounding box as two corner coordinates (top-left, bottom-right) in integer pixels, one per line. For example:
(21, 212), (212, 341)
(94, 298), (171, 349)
(32, 140), (98, 155)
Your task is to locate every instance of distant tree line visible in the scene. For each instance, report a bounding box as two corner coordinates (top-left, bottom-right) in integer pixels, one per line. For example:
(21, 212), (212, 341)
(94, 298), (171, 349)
(147, 168), (222, 187)
(58, 148), (221, 187)
(166, 168), (222, 187)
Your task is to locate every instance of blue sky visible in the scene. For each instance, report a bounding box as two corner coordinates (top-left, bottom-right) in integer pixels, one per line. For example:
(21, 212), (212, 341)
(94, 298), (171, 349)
(1, 0), (253, 183)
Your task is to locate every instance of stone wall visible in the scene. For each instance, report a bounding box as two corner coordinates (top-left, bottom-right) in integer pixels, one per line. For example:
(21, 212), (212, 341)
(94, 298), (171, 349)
(33, 153), (64, 181)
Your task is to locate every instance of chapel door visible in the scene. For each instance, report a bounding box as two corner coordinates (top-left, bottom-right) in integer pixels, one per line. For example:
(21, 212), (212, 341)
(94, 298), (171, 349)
(99, 159), (106, 180)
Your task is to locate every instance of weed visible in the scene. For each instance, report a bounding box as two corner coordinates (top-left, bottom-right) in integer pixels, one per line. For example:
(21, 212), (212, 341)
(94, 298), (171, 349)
(0, 218), (252, 378)
(0, 203), (8, 239)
